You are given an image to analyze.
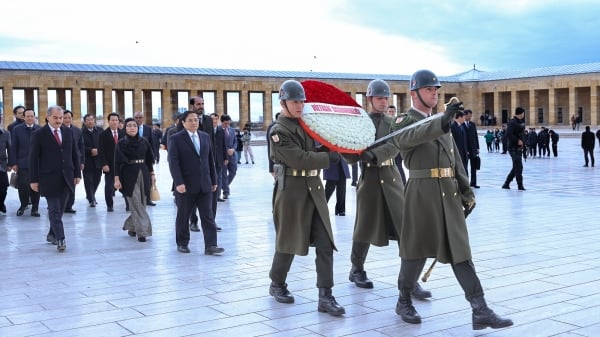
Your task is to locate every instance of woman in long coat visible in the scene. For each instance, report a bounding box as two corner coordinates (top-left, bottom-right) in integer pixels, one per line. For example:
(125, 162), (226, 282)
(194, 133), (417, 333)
(114, 117), (155, 242)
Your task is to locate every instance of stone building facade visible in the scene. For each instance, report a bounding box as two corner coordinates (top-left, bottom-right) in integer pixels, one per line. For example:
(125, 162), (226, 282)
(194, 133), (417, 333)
(1, 61), (599, 129)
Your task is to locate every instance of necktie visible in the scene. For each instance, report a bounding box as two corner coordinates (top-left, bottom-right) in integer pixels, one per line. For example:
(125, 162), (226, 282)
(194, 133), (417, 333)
(192, 134), (200, 154)
(54, 129), (62, 145)
(113, 131), (118, 144)
(139, 127), (143, 137)
(225, 127), (229, 139)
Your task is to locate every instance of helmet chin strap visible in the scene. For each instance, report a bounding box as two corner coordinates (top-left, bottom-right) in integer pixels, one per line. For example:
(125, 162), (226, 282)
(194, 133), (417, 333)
(416, 90), (433, 109)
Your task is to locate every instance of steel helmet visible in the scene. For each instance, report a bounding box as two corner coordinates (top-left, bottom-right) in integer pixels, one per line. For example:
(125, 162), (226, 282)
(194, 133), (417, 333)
(279, 80), (306, 101)
(410, 69), (442, 91)
(366, 79), (390, 97)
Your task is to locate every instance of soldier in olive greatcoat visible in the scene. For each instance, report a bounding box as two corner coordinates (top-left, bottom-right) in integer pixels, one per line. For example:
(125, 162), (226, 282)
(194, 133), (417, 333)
(346, 79), (431, 301)
(382, 69), (513, 330)
(267, 80), (345, 316)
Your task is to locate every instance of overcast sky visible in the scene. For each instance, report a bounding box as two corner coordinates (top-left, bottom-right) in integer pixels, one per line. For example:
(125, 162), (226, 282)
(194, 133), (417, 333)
(1, 0), (599, 76)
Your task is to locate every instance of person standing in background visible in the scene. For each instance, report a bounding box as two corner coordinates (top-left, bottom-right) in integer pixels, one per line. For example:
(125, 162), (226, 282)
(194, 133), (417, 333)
(62, 109), (84, 213)
(242, 126), (255, 164)
(581, 126), (595, 167)
(81, 113), (103, 207)
(323, 156), (350, 216)
(464, 109), (480, 188)
(549, 129), (559, 157)
(9, 108), (41, 217)
(220, 114), (237, 198)
(98, 113), (127, 212)
(502, 107), (527, 190)
(0, 126), (10, 214)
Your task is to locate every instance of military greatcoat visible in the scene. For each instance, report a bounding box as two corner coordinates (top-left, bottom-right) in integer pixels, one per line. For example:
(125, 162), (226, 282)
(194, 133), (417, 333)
(269, 116), (336, 256)
(352, 113), (405, 247)
(390, 109), (474, 264)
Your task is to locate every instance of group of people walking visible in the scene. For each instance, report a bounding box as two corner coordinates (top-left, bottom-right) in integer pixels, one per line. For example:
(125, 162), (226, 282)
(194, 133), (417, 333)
(266, 73), (513, 330)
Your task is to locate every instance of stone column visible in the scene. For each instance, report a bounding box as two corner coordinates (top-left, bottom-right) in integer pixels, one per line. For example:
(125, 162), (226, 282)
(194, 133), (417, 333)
(529, 90), (536, 125)
(591, 85), (598, 126)
(2, 85), (14, 128)
(133, 88), (143, 113)
(493, 91), (500, 120)
(568, 85), (575, 126)
(71, 89), (82, 127)
(103, 87), (113, 123)
(38, 86), (48, 124)
(548, 89), (555, 125)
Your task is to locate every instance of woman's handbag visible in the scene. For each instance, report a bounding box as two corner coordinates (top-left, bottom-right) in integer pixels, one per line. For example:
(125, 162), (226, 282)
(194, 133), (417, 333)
(150, 183), (160, 201)
(9, 172), (18, 189)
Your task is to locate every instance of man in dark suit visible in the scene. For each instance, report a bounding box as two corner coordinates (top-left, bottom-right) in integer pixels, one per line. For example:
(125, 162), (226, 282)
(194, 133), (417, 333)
(82, 113), (103, 207)
(151, 123), (162, 163)
(134, 111), (156, 206)
(188, 96), (218, 231)
(62, 109), (84, 213)
(7, 105), (25, 132)
(450, 111), (469, 172)
(167, 110), (224, 255)
(464, 110), (480, 188)
(210, 113), (228, 206)
(220, 114), (237, 199)
(98, 113), (127, 212)
(29, 106), (81, 251)
(8, 108), (41, 217)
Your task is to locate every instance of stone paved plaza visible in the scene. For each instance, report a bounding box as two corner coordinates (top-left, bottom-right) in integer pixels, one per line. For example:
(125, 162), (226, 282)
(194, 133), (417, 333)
(2, 128), (600, 337)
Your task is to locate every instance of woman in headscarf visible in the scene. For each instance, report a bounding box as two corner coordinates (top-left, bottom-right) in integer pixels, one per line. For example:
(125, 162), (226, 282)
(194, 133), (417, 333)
(114, 117), (155, 242)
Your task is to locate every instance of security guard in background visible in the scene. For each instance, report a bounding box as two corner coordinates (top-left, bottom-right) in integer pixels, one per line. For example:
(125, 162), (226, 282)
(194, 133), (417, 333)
(268, 80), (345, 316)
(346, 79), (431, 299)
(383, 69), (513, 330)
(502, 107), (527, 190)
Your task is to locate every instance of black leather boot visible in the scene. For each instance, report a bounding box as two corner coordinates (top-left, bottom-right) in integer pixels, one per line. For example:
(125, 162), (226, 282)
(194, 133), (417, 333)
(317, 288), (345, 316)
(349, 266), (373, 288)
(269, 282), (294, 304)
(501, 183), (510, 189)
(411, 282), (432, 300)
(469, 296), (513, 330)
(396, 289), (421, 324)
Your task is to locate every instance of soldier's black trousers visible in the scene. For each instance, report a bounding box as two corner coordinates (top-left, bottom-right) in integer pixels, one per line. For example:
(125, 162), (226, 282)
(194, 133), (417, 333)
(399, 258), (484, 300)
(269, 211), (334, 288)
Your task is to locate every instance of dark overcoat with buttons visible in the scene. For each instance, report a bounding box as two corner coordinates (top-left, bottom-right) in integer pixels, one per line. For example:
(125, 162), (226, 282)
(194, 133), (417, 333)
(390, 108), (474, 264)
(269, 116), (335, 256)
(352, 113), (405, 247)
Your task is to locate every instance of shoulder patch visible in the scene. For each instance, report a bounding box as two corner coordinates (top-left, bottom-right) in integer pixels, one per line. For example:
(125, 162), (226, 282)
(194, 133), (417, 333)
(271, 134), (280, 143)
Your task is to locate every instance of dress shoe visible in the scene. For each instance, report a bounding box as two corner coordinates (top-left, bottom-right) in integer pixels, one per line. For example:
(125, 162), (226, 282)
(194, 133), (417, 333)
(146, 200), (156, 206)
(223, 194), (229, 199)
(64, 208), (77, 214)
(46, 233), (57, 245)
(216, 226), (222, 231)
(335, 212), (346, 216)
(177, 245), (191, 253)
(411, 282), (432, 300)
(217, 198), (225, 202)
(204, 246), (224, 255)
(89, 202), (96, 207)
(269, 282), (295, 303)
(349, 266), (374, 288)
(0, 203), (6, 213)
(57, 239), (66, 252)
(501, 184), (510, 189)
(317, 288), (345, 316)
(351, 181), (357, 187)
(127, 230), (137, 237)
(471, 185), (481, 189)
(31, 210), (40, 217)
(16, 207), (26, 216)
(518, 186), (526, 191)
(107, 206), (114, 212)
(137, 236), (146, 242)
(190, 223), (200, 232)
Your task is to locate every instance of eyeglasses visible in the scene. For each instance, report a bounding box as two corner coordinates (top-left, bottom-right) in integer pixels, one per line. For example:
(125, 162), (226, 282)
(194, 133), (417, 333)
(126, 123), (138, 127)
